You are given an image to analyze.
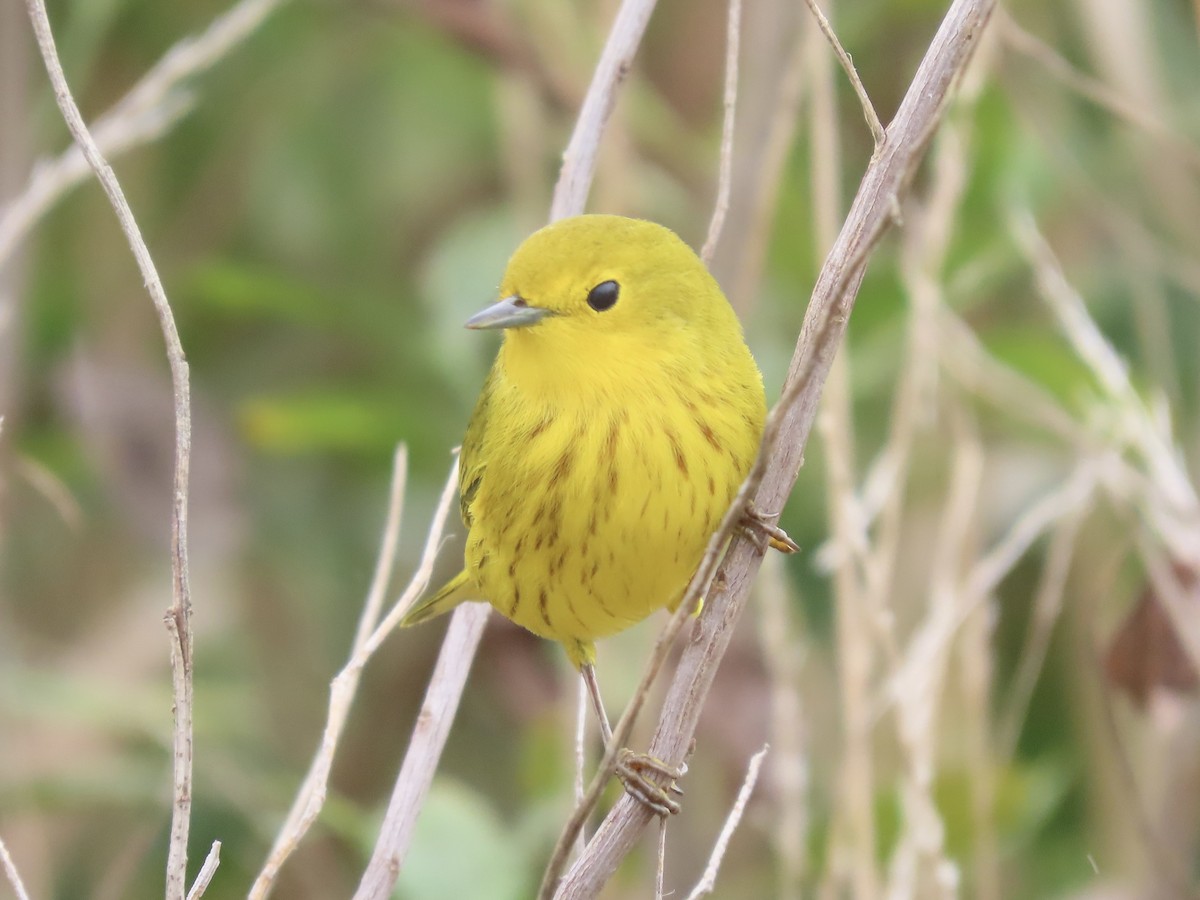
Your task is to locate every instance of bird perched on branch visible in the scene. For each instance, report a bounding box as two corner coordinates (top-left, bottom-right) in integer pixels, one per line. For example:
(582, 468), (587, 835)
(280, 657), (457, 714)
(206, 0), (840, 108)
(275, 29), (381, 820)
(402, 214), (795, 813)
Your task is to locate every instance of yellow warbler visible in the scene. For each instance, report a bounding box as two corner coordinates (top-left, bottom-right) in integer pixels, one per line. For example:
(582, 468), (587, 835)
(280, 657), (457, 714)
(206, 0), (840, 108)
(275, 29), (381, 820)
(404, 214), (772, 664)
(404, 216), (792, 814)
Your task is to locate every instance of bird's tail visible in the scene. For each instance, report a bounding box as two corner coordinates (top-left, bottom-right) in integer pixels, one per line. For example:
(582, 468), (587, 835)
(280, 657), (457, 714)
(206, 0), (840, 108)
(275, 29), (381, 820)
(400, 570), (476, 626)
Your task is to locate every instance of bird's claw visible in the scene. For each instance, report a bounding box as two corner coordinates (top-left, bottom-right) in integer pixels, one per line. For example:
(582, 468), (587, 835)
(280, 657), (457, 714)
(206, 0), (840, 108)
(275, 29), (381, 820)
(615, 749), (687, 817)
(740, 505), (800, 554)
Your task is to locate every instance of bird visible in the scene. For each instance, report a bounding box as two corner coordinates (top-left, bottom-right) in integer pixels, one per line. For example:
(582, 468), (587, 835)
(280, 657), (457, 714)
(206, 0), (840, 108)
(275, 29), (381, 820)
(401, 214), (795, 813)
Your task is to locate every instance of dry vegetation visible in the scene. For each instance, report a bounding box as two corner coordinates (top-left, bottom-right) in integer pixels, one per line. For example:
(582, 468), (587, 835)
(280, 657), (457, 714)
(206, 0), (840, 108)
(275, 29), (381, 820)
(1, 0), (1198, 898)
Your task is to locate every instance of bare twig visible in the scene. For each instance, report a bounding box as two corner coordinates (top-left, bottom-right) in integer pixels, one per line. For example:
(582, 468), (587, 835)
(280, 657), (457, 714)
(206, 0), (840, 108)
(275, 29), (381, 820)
(730, 29), (808, 307)
(801, 0), (885, 146)
(0, 0), (284, 271)
(23, 3), (197, 897)
(540, 593), (698, 898)
(185, 842), (222, 900)
(0, 836), (32, 900)
(655, 820), (667, 900)
(700, 0), (743, 264)
(756, 554), (808, 897)
(249, 446), (420, 898)
(260, 457), (458, 900)
(554, 0), (997, 893)
(352, 603), (492, 900)
(573, 673), (590, 853)
(806, 0), (879, 891)
(548, 0), (660, 222)
(684, 744), (769, 900)
(886, 411), (982, 899)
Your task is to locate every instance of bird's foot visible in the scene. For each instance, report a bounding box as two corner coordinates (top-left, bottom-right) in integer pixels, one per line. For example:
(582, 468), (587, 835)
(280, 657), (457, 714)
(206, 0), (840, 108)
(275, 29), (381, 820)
(740, 505), (800, 554)
(615, 749), (687, 817)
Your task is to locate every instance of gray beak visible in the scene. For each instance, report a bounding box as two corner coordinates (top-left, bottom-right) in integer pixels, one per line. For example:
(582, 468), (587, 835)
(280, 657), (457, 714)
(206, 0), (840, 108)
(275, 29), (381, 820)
(465, 296), (554, 330)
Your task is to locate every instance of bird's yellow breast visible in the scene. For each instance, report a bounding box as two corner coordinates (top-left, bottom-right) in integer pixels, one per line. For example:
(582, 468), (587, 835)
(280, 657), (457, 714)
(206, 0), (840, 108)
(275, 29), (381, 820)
(463, 339), (764, 667)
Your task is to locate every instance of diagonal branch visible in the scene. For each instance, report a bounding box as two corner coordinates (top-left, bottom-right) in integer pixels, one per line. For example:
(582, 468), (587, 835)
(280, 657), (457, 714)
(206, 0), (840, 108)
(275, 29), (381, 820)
(548, 0), (659, 222)
(0, 836), (32, 900)
(553, 0), (996, 893)
(801, 0), (885, 146)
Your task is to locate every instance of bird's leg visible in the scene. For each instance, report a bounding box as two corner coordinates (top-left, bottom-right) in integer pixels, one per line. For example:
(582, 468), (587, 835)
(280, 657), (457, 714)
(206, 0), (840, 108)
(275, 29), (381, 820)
(580, 664), (686, 817)
(581, 663), (614, 746)
(740, 504), (800, 554)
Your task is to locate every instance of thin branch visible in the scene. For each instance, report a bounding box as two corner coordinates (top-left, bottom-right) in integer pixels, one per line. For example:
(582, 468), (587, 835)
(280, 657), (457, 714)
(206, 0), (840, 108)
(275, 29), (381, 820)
(548, 0), (660, 222)
(0, 836), (32, 900)
(885, 410), (981, 899)
(353, 446), (410, 648)
(801, 0), (885, 147)
(700, 0), (743, 264)
(0, 0), (284, 271)
(755, 554), (808, 898)
(655, 820), (667, 900)
(185, 842), (222, 900)
(351, 603), (492, 900)
(23, 3), (197, 898)
(554, 0), (997, 893)
(684, 744), (769, 900)
(807, 2), (879, 892)
(573, 675), (588, 859)
(729, 29), (808, 308)
(257, 457), (457, 899)
(539, 593), (698, 898)
(249, 446), (420, 899)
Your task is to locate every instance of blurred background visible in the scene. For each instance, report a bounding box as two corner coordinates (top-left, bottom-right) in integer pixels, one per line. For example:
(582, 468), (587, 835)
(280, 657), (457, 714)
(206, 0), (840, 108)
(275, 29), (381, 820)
(2, 0), (1199, 897)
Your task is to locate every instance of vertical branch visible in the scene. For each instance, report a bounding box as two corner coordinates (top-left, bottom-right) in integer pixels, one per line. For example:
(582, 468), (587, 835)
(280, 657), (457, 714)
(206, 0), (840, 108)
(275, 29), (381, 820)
(801, 0), (884, 145)
(249, 446), (421, 898)
(304, 457), (461, 899)
(804, 0), (882, 894)
(756, 554), (808, 898)
(701, 0), (743, 264)
(548, 0), (660, 222)
(22, 3), (196, 898)
(885, 412), (982, 898)
(352, 604), (493, 900)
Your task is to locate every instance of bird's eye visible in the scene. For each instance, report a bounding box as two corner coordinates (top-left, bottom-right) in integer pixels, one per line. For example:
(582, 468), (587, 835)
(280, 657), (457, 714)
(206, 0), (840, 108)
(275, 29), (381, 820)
(586, 280), (620, 312)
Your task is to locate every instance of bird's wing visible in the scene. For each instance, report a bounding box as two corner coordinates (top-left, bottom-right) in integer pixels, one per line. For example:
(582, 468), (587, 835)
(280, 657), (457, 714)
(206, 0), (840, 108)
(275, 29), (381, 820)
(457, 365), (495, 531)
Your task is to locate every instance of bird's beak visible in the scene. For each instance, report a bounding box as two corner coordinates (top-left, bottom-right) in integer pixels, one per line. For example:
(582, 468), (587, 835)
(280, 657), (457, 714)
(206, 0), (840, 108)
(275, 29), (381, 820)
(465, 296), (553, 330)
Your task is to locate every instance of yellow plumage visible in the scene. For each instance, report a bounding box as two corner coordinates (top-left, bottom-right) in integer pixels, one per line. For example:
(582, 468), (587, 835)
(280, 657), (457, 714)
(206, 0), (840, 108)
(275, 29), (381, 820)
(403, 215), (765, 669)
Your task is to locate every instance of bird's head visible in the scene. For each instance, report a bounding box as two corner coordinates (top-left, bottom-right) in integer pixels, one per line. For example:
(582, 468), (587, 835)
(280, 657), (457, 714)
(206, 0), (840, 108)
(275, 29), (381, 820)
(467, 215), (739, 354)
